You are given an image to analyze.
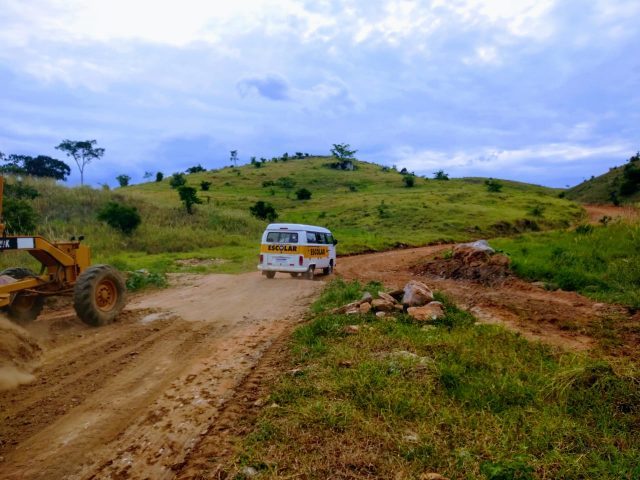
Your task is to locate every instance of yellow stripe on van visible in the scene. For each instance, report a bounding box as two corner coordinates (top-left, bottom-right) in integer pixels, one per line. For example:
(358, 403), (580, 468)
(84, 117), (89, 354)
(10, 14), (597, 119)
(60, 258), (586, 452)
(260, 244), (328, 258)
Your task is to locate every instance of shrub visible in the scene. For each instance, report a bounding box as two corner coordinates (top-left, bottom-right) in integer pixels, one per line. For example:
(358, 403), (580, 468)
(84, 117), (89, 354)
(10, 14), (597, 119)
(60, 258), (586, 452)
(433, 170), (449, 180)
(296, 187), (312, 200)
(403, 175), (415, 188)
(262, 180), (275, 188)
(250, 201), (278, 221)
(485, 179), (503, 192)
(3, 198), (37, 234)
(4, 182), (39, 200)
(528, 204), (545, 217)
(177, 186), (202, 214)
(125, 270), (167, 291)
(155, 172), (164, 182)
(97, 201), (141, 235)
(116, 174), (131, 187)
(200, 181), (212, 191)
(169, 172), (186, 189)
(186, 164), (206, 174)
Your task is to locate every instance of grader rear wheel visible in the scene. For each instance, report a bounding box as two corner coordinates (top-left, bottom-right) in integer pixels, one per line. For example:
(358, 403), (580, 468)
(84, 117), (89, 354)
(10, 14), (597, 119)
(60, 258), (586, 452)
(0, 268), (44, 324)
(73, 265), (126, 326)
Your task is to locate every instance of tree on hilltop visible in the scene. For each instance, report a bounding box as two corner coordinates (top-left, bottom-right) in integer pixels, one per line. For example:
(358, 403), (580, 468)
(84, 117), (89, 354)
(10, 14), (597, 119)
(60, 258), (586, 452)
(55, 139), (105, 185)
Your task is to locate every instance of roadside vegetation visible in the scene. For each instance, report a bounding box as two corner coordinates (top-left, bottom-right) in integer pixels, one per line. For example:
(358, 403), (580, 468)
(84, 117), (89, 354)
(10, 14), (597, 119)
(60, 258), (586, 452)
(235, 280), (640, 479)
(492, 220), (640, 308)
(0, 156), (583, 277)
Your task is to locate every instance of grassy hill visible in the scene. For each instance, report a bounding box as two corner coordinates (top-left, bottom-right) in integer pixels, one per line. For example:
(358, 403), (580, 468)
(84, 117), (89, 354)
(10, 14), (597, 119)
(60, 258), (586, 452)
(566, 155), (640, 204)
(0, 157), (584, 275)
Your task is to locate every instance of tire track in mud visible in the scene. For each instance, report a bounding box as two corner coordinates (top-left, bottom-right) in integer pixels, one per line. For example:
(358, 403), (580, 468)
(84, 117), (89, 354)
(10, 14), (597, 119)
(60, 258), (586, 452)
(0, 273), (322, 480)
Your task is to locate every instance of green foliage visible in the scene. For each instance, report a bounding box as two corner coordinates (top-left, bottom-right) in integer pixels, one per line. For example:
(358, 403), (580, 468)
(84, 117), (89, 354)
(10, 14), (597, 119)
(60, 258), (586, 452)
(433, 169), (449, 180)
(169, 172), (186, 189)
(5, 182), (39, 200)
(295, 187), (312, 200)
(200, 181), (212, 191)
(403, 174), (415, 188)
(620, 153), (640, 195)
(125, 270), (168, 291)
(155, 172), (164, 182)
(240, 280), (640, 478)
(528, 204), (545, 217)
(55, 139), (104, 185)
(249, 201), (278, 221)
(186, 164), (206, 174)
(485, 179), (503, 192)
(0, 154), (71, 180)
(330, 143), (357, 161)
(177, 185), (202, 214)
(3, 197), (37, 234)
(493, 221), (640, 307)
(97, 201), (142, 235)
(115, 174), (131, 187)
(275, 176), (296, 190)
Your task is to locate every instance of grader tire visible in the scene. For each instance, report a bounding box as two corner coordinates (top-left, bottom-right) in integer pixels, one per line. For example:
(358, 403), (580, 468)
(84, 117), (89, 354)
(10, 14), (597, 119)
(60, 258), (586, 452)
(73, 265), (126, 326)
(0, 268), (44, 324)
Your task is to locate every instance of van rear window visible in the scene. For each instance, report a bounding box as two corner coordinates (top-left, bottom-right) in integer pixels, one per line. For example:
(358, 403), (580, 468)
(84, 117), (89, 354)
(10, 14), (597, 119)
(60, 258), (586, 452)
(266, 232), (299, 243)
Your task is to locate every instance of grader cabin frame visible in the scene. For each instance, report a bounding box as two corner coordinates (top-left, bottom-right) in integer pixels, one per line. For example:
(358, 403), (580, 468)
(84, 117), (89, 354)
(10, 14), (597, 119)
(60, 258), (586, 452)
(0, 176), (126, 326)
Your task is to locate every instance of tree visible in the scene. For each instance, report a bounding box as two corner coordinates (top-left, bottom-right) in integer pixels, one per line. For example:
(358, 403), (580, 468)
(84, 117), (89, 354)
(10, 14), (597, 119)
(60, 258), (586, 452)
(155, 172), (164, 182)
(116, 174), (131, 187)
(55, 139), (105, 185)
(433, 170), (449, 180)
(296, 187), (312, 200)
(0, 154), (71, 180)
(330, 143), (357, 162)
(200, 181), (212, 191)
(97, 202), (141, 235)
(169, 172), (186, 189)
(2, 180), (39, 234)
(177, 186), (202, 214)
(143, 171), (154, 179)
(230, 150), (238, 167)
(250, 201), (278, 221)
(276, 176), (296, 197)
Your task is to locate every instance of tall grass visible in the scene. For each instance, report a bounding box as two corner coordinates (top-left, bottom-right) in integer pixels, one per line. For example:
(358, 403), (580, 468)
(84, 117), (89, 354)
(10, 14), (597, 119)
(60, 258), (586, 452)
(237, 280), (640, 479)
(492, 220), (640, 308)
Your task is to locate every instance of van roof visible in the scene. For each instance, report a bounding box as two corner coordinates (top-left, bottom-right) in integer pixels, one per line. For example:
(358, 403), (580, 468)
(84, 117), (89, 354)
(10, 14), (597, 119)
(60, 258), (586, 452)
(266, 223), (332, 234)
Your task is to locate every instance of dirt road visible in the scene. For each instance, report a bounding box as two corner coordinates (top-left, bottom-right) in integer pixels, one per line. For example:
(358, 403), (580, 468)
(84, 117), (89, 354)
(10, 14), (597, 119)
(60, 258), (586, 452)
(0, 272), (322, 479)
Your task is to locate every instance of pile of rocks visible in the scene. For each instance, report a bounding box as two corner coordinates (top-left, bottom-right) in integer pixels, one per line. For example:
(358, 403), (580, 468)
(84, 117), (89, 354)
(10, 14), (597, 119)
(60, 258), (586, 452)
(334, 280), (445, 322)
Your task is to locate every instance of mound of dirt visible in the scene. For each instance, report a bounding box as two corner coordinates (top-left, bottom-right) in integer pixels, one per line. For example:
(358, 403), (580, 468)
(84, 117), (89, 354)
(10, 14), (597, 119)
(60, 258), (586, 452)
(0, 317), (42, 390)
(415, 244), (512, 286)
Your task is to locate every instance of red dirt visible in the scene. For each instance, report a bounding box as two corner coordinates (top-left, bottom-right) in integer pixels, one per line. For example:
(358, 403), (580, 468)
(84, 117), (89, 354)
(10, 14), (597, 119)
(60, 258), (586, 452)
(583, 204), (640, 224)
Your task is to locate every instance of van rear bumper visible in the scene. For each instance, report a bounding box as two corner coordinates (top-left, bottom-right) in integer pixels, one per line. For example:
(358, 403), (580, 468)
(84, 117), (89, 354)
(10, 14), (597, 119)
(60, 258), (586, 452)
(258, 265), (308, 273)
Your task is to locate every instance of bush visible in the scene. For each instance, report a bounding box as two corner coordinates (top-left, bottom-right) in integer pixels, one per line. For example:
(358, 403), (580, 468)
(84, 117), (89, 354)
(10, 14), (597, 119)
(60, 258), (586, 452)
(155, 172), (164, 182)
(296, 187), (312, 200)
(402, 175), (415, 188)
(200, 181), (212, 191)
(125, 270), (168, 291)
(97, 201), (141, 235)
(433, 170), (449, 180)
(186, 164), (206, 174)
(250, 201), (278, 221)
(169, 172), (186, 189)
(3, 198), (37, 234)
(485, 179), (503, 192)
(116, 174), (131, 187)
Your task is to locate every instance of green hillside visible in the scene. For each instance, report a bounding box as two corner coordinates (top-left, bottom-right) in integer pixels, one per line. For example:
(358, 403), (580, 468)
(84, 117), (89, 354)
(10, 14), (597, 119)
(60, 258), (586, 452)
(566, 153), (640, 204)
(1, 157), (584, 274)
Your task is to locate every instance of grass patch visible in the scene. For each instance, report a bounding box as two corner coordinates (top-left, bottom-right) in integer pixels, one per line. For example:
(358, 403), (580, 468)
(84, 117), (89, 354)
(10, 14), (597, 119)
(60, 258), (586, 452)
(492, 221), (640, 308)
(236, 280), (640, 479)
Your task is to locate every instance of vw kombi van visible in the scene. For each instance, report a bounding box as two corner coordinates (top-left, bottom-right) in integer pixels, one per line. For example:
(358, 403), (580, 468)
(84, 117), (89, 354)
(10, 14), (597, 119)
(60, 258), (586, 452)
(258, 223), (337, 279)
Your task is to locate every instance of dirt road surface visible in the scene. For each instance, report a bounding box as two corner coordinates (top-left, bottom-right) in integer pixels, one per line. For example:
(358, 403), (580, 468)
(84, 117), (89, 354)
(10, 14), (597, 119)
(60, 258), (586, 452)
(0, 272), (322, 480)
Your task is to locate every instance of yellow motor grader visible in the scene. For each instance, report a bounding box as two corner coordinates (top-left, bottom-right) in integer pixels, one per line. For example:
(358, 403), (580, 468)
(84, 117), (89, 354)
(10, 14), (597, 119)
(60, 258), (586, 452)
(0, 176), (126, 326)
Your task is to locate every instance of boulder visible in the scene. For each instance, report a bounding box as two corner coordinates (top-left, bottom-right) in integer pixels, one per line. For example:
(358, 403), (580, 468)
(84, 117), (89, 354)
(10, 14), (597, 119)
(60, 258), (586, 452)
(453, 240), (496, 265)
(371, 298), (396, 312)
(359, 302), (372, 314)
(375, 311), (387, 319)
(360, 291), (373, 303)
(394, 304), (404, 312)
(407, 301), (445, 322)
(377, 291), (398, 304)
(402, 280), (434, 307)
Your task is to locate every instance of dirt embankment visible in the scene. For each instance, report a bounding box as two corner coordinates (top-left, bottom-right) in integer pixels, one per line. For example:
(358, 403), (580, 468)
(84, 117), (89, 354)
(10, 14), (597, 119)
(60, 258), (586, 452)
(0, 318), (42, 391)
(0, 272), (322, 480)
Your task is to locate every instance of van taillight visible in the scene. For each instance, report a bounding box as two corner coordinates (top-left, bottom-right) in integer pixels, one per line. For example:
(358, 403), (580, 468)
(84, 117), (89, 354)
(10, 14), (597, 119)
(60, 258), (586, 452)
(260, 254), (264, 263)
(299, 255), (303, 266)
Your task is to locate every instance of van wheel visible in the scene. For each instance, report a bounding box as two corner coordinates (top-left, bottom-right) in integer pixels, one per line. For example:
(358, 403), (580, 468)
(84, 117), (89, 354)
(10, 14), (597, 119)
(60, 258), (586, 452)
(265, 271), (276, 279)
(289, 273), (299, 278)
(304, 267), (315, 280)
(322, 265), (333, 275)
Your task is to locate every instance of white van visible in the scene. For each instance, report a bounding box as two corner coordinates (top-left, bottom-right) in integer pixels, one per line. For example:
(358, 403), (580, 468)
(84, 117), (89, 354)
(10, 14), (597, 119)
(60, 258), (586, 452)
(258, 223), (337, 279)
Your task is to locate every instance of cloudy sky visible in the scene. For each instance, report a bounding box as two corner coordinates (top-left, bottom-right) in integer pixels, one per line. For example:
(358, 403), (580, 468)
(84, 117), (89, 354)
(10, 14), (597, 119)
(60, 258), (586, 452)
(1, 0), (638, 187)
